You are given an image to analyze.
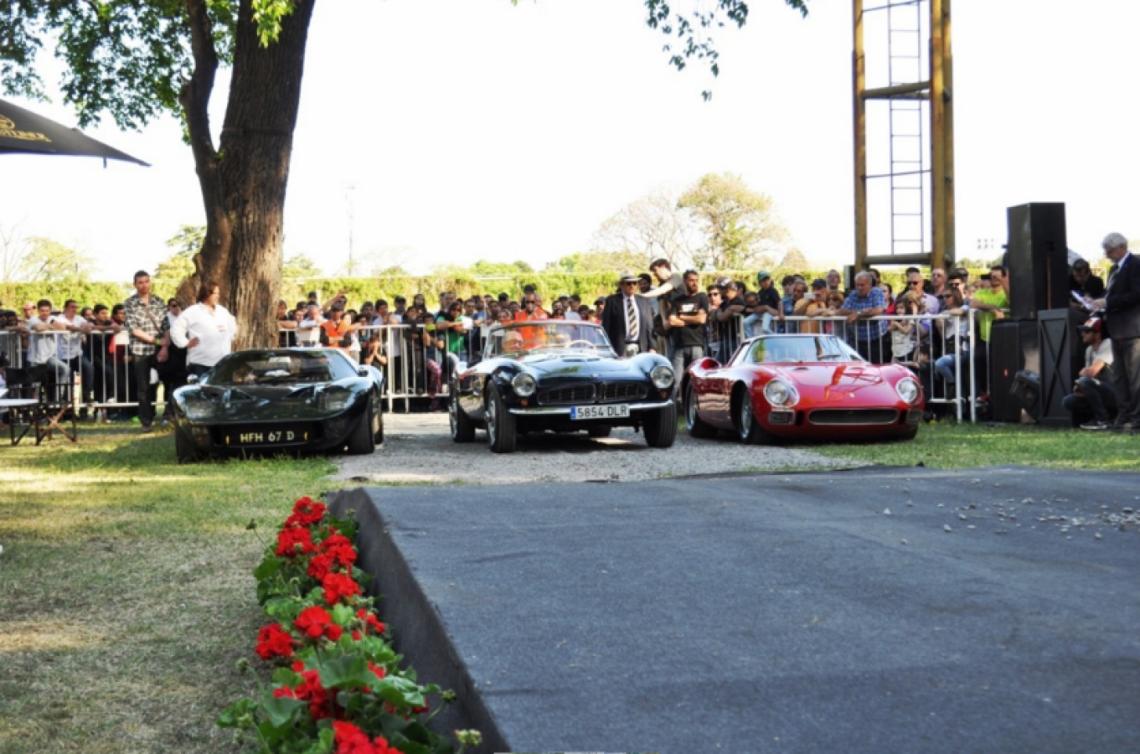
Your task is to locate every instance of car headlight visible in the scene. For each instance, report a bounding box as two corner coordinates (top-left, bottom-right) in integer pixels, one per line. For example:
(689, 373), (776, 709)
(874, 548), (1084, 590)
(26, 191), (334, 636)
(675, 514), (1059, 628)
(896, 377), (920, 404)
(650, 365), (675, 390)
(763, 379), (799, 407)
(318, 386), (355, 412)
(511, 372), (537, 397)
(181, 398), (216, 421)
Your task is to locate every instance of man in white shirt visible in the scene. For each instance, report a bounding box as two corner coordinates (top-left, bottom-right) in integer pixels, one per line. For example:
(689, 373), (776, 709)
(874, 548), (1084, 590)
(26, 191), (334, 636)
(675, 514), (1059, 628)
(22, 299), (70, 384)
(296, 303), (324, 347)
(56, 299), (93, 405)
(169, 281), (238, 376)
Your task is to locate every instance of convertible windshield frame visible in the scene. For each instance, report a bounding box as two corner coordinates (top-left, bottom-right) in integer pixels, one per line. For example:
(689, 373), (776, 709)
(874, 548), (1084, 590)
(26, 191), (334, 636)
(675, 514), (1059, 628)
(484, 321), (616, 359)
(738, 335), (865, 365)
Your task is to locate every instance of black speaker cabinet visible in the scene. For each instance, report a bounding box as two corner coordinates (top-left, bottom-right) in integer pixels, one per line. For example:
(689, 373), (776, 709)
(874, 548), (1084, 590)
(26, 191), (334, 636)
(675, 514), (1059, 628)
(1006, 203), (1068, 319)
(1037, 308), (1085, 427)
(988, 319), (1040, 423)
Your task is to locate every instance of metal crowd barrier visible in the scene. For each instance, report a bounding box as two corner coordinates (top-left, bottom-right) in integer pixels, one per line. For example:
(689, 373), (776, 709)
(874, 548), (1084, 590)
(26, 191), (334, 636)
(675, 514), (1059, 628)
(0, 312), (992, 423)
(703, 311), (982, 422)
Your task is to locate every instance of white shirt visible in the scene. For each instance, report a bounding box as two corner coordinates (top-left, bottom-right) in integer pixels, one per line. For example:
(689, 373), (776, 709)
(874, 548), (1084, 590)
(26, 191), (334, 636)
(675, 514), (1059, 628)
(564, 310), (582, 321)
(170, 303), (237, 367)
(55, 313), (89, 360)
(1086, 338), (1114, 370)
(296, 316), (323, 347)
(27, 315), (61, 365)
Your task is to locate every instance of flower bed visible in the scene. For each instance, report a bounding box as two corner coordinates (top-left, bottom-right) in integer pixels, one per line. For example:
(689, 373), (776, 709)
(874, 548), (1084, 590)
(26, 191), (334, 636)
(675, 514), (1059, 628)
(219, 496), (480, 754)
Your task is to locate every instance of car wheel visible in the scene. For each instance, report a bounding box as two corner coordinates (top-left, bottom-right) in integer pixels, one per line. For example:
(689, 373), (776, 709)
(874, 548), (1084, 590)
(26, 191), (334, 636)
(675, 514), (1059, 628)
(174, 427), (201, 464)
(685, 382), (716, 438)
(735, 386), (765, 444)
(643, 401), (677, 448)
(373, 403), (384, 445)
(587, 425), (612, 439)
(449, 388), (475, 442)
(346, 404), (376, 455)
(485, 386), (517, 453)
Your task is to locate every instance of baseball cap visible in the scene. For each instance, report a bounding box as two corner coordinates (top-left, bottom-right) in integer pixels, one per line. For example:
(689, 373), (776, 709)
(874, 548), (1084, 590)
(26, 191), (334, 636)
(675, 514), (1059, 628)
(757, 270), (772, 282)
(715, 276), (732, 288)
(1078, 317), (1103, 334)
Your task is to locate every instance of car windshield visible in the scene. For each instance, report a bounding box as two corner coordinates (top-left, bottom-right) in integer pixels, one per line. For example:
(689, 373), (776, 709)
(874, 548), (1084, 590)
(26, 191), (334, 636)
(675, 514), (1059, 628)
(742, 335), (864, 364)
(206, 351), (354, 385)
(486, 322), (615, 359)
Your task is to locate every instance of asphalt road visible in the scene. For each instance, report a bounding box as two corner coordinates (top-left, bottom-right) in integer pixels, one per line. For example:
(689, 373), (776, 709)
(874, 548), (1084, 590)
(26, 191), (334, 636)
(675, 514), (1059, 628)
(340, 465), (1140, 754)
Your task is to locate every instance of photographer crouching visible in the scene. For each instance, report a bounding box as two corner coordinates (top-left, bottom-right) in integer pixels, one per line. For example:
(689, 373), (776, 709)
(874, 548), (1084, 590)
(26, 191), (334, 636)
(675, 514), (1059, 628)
(1062, 317), (1116, 430)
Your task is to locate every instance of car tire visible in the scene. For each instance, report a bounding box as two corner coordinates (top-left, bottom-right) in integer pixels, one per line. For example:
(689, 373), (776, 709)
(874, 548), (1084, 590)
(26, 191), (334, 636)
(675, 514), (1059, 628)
(587, 425), (612, 439)
(735, 385), (766, 444)
(643, 402), (677, 448)
(485, 385), (517, 453)
(374, 402), (384, 445)
(174, 427), (201, 464)
(347, 404), (376, 455)
(449, 388), (475, 442)
(684, 382), (716, 438)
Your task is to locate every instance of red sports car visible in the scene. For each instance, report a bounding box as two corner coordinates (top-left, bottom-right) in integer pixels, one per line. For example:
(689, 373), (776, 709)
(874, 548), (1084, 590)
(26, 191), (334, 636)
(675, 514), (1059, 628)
(684, 334), (924, 442)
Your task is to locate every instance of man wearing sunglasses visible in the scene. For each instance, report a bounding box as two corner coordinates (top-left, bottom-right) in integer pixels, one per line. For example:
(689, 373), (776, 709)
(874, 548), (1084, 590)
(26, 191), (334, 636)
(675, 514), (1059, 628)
(602, 271), (655, 357)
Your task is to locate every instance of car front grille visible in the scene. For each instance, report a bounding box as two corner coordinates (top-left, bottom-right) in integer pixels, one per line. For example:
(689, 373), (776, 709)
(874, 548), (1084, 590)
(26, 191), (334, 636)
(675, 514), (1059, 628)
(808, 409), (899, 426)
(600, 383), (648, 402)
(539, 384), (597, 405)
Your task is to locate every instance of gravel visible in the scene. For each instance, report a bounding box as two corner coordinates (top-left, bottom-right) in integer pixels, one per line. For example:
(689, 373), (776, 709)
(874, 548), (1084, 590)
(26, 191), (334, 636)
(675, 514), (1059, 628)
(333, 412), (862, 486)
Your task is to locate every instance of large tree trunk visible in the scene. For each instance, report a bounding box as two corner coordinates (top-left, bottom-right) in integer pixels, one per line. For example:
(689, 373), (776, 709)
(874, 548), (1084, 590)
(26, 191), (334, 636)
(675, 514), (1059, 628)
(177, 0), (315, 349)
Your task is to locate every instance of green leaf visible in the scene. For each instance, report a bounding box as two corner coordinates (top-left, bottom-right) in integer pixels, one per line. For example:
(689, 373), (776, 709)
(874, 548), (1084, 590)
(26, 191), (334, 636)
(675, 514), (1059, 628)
(313, 653), (369, 689)
(261, 693), (306, 730)
(265, 596), (302, 623)
(330, 603), (354, 626)
(216, 698), (257, 729)
(254, 555), (282, 581)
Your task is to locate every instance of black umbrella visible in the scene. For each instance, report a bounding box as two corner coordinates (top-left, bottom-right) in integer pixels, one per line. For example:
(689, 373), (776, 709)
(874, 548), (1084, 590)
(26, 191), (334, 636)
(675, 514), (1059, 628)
(0, 97), (148, 166)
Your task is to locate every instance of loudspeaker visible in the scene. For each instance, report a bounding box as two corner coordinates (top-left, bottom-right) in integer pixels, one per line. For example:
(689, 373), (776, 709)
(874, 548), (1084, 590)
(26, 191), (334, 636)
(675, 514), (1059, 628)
(1006, 203), (1068, 319)
(988, 319), (1040, 422)
(1037, 308), (1085, 427)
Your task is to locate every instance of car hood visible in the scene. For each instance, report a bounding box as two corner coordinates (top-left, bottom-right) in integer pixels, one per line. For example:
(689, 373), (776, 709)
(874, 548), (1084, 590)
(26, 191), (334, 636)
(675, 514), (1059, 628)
(518, 353), (647, 380)
(175, 381), (362, 420)
(768, 363), (887, 388)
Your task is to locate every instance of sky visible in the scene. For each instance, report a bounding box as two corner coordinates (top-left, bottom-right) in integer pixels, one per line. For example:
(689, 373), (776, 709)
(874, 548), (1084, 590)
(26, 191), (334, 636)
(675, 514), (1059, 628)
(2, 0), (1138, 282)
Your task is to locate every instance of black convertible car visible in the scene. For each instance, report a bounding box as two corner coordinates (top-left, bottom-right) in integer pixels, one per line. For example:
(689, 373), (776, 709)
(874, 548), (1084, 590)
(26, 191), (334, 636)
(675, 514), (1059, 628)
(449, 321), (677, 452)
(171, 348), (384, 463)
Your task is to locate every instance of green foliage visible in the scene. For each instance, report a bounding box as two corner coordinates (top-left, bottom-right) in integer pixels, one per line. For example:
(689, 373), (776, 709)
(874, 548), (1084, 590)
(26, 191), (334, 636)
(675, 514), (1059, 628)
(0, 280), (127, 309)
(284, 253), (323, 280)
(152, 224), (204, 296)
(678, 172), (788, 270)
(13, 237), (95, 283)
(545, 250), (650, 274)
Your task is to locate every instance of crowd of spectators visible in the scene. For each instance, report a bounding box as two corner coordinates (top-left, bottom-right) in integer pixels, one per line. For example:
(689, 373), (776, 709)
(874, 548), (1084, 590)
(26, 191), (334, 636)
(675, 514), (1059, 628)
(7, 236), (1136, 432)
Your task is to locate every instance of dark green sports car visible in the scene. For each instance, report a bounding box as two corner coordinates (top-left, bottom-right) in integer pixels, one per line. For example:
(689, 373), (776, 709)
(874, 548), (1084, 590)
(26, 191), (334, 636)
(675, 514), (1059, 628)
(171, 348), (384, 463)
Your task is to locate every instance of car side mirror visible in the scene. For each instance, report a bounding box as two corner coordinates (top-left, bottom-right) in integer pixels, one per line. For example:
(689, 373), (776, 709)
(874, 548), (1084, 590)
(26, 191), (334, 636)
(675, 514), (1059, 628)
(186, 374), (199, 384)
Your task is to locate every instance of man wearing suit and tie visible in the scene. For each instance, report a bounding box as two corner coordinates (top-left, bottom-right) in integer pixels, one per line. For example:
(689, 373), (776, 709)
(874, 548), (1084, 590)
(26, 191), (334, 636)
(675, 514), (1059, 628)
(1092, 232), (1140, 432)
(602, 271), (656, 357)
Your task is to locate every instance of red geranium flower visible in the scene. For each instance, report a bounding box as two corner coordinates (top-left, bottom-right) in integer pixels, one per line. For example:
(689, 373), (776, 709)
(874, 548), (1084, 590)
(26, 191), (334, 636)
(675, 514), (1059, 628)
(322, 572), (362, 606)
(333, 720), (404, 754)
(307, 551), (336, 581)
(368, 661), (387, 680)
(276, 526), (315, 557)
(294, 605), (340, 640)
(284, 496), (327, 528)
(357, 608), (387, 636)
(320, 532), (358, 565)
(255, 623), (295, 660)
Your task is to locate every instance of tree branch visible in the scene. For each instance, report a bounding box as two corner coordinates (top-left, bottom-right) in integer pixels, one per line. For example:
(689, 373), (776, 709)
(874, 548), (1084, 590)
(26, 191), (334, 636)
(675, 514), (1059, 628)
(179, 0), (219, 166)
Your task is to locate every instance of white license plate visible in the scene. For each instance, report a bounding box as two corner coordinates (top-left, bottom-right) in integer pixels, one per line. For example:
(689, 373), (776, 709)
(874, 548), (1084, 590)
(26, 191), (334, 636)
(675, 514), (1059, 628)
(570, 404), (630, 420)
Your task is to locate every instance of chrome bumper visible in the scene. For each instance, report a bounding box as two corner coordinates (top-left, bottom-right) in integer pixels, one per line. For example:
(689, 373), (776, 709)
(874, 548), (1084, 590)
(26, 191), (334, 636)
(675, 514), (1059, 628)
(509, 400), (673, 416)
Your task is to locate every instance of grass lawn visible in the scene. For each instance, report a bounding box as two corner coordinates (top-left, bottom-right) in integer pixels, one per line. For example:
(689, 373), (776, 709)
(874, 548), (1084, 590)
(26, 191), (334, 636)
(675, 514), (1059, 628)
(813, 420), (1140, 471)
(0, 426), (335, 754)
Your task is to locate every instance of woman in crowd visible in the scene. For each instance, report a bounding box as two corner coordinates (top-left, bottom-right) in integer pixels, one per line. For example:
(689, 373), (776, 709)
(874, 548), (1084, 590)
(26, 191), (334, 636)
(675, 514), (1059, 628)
(169, 280), (238, 377)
